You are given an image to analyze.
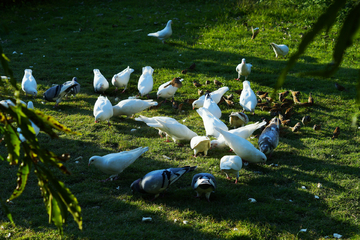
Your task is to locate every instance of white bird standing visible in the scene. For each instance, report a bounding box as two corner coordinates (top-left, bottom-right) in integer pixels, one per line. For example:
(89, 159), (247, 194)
(211, 121), (267, 149)
(192, 86), (229, 109)
(235, 58), (252, 81)
(196, 107), (228, 138)
(203, 93), (221, 119)
(190, 136), (211, 157)
(112, 99), (158, 118)
(138, 66), (154, 97)
(220, 155), (243, 184)
(144, 118), (197, 144)
(21, 69), (37, 97)
(270, 43), (289, 58)
(157, 77), (183, 102)
(111, 66), (134, 93)
(147, 20), (173, 43)
(214, 127), (267, 163)
(93, 69), (109, 93)
(240, 80), (257, 114)
(94, 95), (113, 125)
(89, 147), (149, 182)
(135, 115), (178, 139)
(191, 173), (216, 202)
(17, 101), (40, 142)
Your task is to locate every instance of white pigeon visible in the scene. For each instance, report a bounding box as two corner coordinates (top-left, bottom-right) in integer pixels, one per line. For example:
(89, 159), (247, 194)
(229, 112), (249, 128)
(203, 93), (221, 119)
(145, 118), (197, 144)
(93, 69), (109, 93)
(192, 86), (229, 109)
(157, 78), (183, 101)
(111, 66), (134, 93)
(235, 58), (252, 81)
(112, 99), (158, 118)
(270, 43), (289, 58)
(135, 115), (178, 138)
(196, 107), (228, 138)
(89, 147), (149, 181)
(21, 69), (37, 97)
(17, 101), (40, 142)
(191, 173), (216, 202)
(131, 166), (197, 200)
(220, 155), (243, 184)
(93, 95), (113, 125)
(147, 20), (173, 43)
(190, 136), (211, 157)
(240, 80), (257, 114)
(138, 66), (154, 97)
(214, 127), (267, 163)
(211, 121), (267, 149)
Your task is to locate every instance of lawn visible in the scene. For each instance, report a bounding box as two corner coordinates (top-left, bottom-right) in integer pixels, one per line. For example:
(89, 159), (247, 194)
(0, 0), (359, 239)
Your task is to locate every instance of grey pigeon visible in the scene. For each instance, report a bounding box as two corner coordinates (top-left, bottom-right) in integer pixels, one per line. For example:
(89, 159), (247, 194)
(130, 166), (197, 200)
(191, 173), (216, 202)
(258, 117), (280, 157)
(43, 77), (80, 107)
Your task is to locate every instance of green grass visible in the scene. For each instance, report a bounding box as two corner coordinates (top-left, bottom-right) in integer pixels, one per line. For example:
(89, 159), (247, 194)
(1, 0), (359, 239)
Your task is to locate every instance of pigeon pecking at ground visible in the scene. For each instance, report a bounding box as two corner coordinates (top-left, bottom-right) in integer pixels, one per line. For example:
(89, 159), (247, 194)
(43, 77), (80, 107)
(138, 66), (154, 97)
(89, 147), (149, 182)
(270, 43), (289, 58)
(93, 95), (113, 126)
(93, 69), (109, 93)
(130, 166), (197, 200)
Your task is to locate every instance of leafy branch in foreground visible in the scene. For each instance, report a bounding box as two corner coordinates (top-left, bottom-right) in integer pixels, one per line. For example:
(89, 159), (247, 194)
(0, 44), (82, 235)
(274, 0), (360, 115)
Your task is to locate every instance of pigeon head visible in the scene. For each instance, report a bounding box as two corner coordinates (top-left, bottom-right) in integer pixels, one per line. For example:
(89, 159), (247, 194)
(72, 77), (78, 82)
(192, 100), (201, 109)
(259, 140), (273, 156)
(167, 20), (173, 27)
(130, 178), (146, 193)
(242, 58), (246, 64)
(210, 140), (218, 149)
(88, 156), (99, 166)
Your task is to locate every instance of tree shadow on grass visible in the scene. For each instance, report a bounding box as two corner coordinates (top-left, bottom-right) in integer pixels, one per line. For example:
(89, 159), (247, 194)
(1, 100), (358, 238)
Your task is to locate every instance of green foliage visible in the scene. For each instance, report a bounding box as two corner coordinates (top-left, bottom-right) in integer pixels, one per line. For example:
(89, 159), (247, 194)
(0, 48), (82, 234)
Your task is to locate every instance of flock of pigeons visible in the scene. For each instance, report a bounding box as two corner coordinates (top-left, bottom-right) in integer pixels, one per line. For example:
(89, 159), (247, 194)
(3, 19), (340, 202)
